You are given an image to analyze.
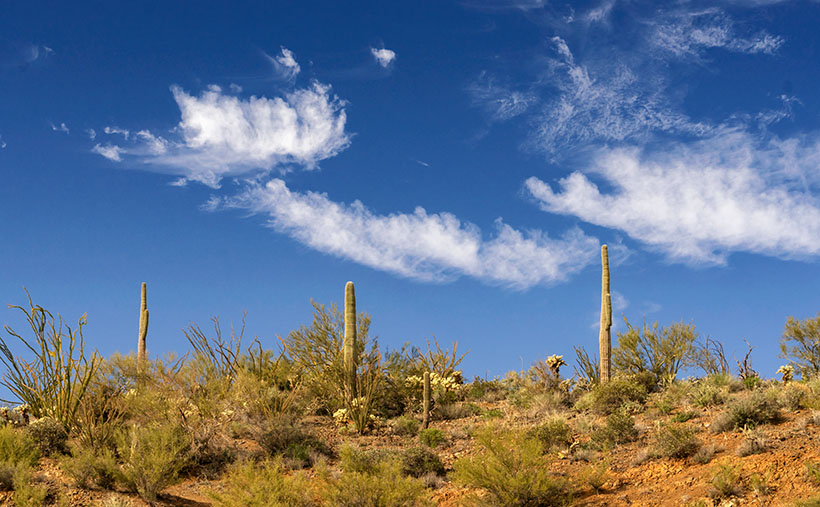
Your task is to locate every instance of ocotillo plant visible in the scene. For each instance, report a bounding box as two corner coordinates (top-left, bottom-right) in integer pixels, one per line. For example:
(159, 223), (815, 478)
(422, 371), (431, 429)
(343, 281), (357, 404)
(137, 282), (149, 374)
(599, 245), (612, 383)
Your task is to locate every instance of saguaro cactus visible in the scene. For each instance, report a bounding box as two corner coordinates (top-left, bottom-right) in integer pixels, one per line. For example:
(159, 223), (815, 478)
(343, 281), (358, 404)
(137, 282), (149, 373)
(599, 245), (612, 383)
(422, 371), (431, 429)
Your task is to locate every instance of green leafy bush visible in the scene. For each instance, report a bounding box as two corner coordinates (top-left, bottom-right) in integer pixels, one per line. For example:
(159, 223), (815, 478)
(390, 415), (419, 436)
(26, 416), (68, 456)
(209, 459), (318, 507)
(780, 314), (820, 380)
(529, 417), (573, 452)
(711, 392), (781, 433)
(116, 423), (191, 502)
(577, 376), (648, 415)
(400, 446), (444, 478)
(612, 319), (698, 385)
(323, 460), (433, 506)
(0, 425), (39, 491)
(418, 428), (446, 448)
(591, 410), (638, 449)
(653, 423), (701, 459)
(60, 446), (118, 489)
(258, 415), (328, 468)
(452, 426), (573, 506)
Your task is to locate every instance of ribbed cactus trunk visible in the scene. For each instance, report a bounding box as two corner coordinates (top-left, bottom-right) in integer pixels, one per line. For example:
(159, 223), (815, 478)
(137, 282), (149, 374)
(599, 245), (612, 383)
(422, 371), (431, 429)
(343, 281), (358, 405)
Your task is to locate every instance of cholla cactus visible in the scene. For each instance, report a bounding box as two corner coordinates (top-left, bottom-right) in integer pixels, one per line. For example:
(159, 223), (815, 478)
(546, 354), (567, 378)
(0, 404), (31, 427)
(777, 364), (795, 383)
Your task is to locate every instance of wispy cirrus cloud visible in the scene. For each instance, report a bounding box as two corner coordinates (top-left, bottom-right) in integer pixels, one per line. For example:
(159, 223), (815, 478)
(370, 47), (396, 68)
(50, 122), (69, 134)
(0, 135), (6, 149)
(90, 82), (350, 187)
(264, 47), (301, 80)
(469, 72), (537, 121)
(222, 178), (599, 288)
(526, 127), (820, 264)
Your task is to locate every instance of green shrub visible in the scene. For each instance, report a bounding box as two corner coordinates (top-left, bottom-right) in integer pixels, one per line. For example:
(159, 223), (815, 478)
(116, 423), (191, 502)
(482, 408), (504, 419)
(418, 428), (446, 448)
(452, 426), (573, 506)
(709, 463), (742, 499)
(10, 468), (49, 507)
(529, 418), (573, 452)
(0, 425), (39, 490)
(691, 382), (727, 407)
(591, 410), (638, 449)
(60, 445), (118, 490)
(26, 416), (68, 456)
(780, 314), (820, 380)
(653, 423), (701, 459)
(0, 293), (102, 429)
(579, 376), (648, 415)
(711, 392), (781, 433)
(400, 446), (444, 478)
(322, 460), (433, 506)
(258, 415), (328, 468)
(467, 377), (507, 402)
(209, 459), (318, 506)
(612, 319), (698, 384)
(338, 444), (397, 475)
(670, 411), (697, 423)
(390, 415), (419, 436)
(779, 383), (808, 411)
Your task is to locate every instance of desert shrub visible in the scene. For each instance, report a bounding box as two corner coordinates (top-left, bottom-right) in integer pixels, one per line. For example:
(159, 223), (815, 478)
(581, 461), (610, 493)
(692, 444), (716, 464)
(780, 314), (820, 380)
(653, 423), (701, 459)
(0, 293), (102, 430)
(26, 416), (68, 456)
(10, 468), (49, 507)
(690, 337), (730, 376)
(736, 428), (767, 457)
(74, 374), (127, 452)
(400, 446), (444, 478)
(419, 428), (446, 448)
(259, 416), (327, 469)
(748, 471), (771, 496)
(806, 461), (820, 486)
(711, 392), (780, 433)
(691, 382), (727, 407)
(709, 463), (742, 499)
(323, 459), (433, 506)
(390, 415), (419, 436)
(0, 425), (39, 490)
(466, 377), (507, 402)
(209, 459), (318, 507)
(434, 402), (475, 420)
(778, 383), (808, 411)
(60, 445), (118, 489)
(116, 423), (191, 502)
(612, 319), (698, 385)
(338, 444), (398, 475)
(670, 411), (697, 423)
(416, 336), (467, 380)
(573, 345), (600, 389)
(452, 426), (572, 506)
(529, 417), (573, 452)
(591, 409), (638, 449)
(577, 376), (648, 415)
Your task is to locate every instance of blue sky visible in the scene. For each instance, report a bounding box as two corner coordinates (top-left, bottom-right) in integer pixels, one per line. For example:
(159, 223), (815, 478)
(2, 0), (819, 382)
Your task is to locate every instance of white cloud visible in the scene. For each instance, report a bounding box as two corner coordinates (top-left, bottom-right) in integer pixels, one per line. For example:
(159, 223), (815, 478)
(226, 179), (599, 288)
(229, 83), (243, 93)
(50, 122), (69, 134)
(370, 47), (396, 68)
(86, 128), (96, 140)
(532, 37), (709, 153)
(650, 10), (784, 59)
(104, 126), (130, 139)
(91, 144), (123, 162)
(90, 82), (350, 187)
(265, 47), (301, 80)
(0, 135), (6, 149)
(584, 0), (615, 24)
(526, 127), (820, 264)
(469, 72), (537, 121)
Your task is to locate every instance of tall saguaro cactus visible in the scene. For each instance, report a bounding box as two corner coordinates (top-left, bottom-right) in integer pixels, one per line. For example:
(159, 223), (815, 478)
(422, 371), (431, 429)
(343, 281), (358, 404)
(599, 245), (612, 383)
(137, 282), (149, 374)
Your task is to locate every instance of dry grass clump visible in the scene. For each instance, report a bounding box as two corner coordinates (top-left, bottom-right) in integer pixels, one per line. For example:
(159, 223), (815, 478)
(591, 409), (638, 449)
(711, 391), (781, 433)
(652, 423), (701, 459)
(528, 417), (573, 452)
(708, 463), (743, 499)
(735, 428), (768, 457)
